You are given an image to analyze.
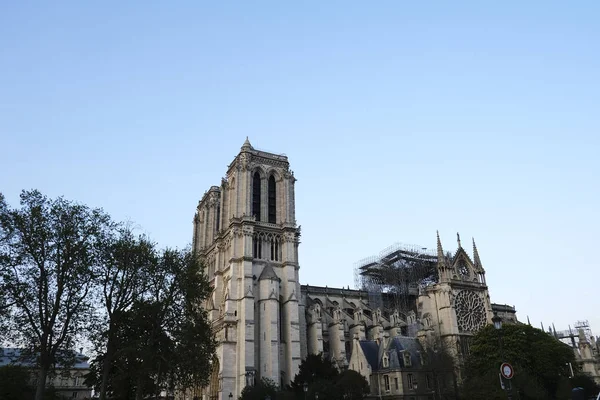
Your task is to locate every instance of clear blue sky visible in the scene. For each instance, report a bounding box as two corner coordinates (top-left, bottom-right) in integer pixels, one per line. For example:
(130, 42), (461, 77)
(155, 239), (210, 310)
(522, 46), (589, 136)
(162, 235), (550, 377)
(1, 1), (598, 334)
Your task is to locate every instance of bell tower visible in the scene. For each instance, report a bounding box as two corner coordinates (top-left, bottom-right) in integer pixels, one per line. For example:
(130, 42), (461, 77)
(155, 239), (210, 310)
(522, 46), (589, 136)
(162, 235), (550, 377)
(194, 139), (302, 399)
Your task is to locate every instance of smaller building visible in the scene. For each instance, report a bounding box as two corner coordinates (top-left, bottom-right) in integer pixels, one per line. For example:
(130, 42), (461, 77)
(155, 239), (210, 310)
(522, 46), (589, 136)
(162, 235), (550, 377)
(0, 348), (92, 399)
(349, 333), (450, 399)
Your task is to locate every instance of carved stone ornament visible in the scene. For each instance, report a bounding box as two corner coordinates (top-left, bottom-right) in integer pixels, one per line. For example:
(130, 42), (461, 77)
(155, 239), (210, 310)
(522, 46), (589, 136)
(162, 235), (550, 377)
(454, 290), (486, 333)
(237, 153), (251, 171)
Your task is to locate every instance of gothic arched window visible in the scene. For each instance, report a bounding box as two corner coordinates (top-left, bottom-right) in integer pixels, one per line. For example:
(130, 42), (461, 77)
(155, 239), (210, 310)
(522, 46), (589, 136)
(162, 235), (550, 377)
(252, 172), (261, 221)
(268, 175), (276, 223)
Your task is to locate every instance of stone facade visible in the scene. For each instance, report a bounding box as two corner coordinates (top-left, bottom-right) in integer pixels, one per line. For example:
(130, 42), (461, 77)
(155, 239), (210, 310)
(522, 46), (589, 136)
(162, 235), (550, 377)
(194, 139), (302, 399)
(196, 141), (505, 399)
(301, 234), (497, 398)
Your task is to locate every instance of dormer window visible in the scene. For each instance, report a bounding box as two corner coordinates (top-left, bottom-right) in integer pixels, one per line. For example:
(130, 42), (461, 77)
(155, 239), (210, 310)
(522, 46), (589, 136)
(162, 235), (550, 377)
(403, 351), (412, 367)
(382, 355), (389, 368)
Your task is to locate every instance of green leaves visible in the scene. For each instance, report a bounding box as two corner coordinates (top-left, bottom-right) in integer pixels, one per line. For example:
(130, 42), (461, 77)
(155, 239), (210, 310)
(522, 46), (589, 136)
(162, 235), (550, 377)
(89, 245), (216, 399)
(462, 324), (578, 399)
(0, 190), (216, 400)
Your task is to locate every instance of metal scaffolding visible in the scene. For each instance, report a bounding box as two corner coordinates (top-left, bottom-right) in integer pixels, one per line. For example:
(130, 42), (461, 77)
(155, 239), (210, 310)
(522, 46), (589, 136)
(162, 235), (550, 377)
(354, 242), (438, 312)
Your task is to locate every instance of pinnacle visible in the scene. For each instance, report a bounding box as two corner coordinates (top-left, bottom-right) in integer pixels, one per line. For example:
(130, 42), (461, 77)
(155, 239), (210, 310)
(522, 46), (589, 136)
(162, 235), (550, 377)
(241, 136), (253, 151)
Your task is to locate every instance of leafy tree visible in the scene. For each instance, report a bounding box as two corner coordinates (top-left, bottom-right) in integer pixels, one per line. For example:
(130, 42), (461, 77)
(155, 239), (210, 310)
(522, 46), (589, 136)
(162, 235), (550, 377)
(0, 365), (35, 400)
(239, 378), (278, 400)
(93, 226), (156, 400)
(0, 190), (113, 400)
(86, 248), (216, 400)
(286, 354), (369, 400)
(335, 369), (370, 400)
(420, 335), (459, 400)
(289, 353), (339, 394)
(461, 323), (577, 400)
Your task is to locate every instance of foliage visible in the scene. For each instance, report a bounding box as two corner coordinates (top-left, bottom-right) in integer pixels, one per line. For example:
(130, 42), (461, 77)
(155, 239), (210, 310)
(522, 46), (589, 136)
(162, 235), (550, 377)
(239, 378), (278, 400)
(287, 354), (369, 400)
(0, 365), (35, 400)
(335, 370), (370, 400)
(86, 247), (216, 400)
(461, 323), (577, 400)
(1, 190), (216, 400)
(0, 190), (113, 400)
(420, 335), (459, 399)
(92, 226), (156, 400)
(289, 353), (339, 393)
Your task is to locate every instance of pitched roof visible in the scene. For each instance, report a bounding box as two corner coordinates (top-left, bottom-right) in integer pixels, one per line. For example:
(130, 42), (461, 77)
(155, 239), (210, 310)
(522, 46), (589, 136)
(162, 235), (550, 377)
(389, 337), (424, 368)
(359, 340), (379, 371)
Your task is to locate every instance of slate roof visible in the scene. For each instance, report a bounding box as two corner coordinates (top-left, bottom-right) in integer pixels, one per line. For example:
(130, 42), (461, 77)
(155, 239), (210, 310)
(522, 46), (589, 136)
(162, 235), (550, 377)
(0, 348), (90, 369)
(357, 336), (425, 372)
(388, 336), (424, 368)
(359, 340), (380, 371)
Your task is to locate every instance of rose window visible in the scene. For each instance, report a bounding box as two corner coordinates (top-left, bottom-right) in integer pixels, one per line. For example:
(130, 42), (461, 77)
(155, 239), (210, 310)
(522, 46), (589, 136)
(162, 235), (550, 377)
(454, 290), (486, 332)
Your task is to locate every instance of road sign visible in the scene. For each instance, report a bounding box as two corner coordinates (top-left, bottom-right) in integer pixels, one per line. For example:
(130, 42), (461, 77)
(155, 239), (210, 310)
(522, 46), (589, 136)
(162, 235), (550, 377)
(500, 362), (514, 380)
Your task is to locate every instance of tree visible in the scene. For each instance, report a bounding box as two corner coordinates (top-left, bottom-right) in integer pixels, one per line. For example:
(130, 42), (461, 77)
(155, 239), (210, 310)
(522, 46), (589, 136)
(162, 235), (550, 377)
(461, 324), (577, 400)
(86, 247), (216, 400)
(239, 378), (279, 400)
(420, 335), (458, 400)
(286, 354), (369, 400)
(0, 365), (35, 400)
(289, 353), (339, 394)
(94, 226), (156, 400)
(335, 370), (370, 400)
(0, 190), (113, 400)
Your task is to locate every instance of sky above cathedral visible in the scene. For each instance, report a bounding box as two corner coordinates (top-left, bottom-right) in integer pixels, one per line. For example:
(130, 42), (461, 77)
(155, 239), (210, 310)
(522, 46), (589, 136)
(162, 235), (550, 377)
(1, 2), (598, 334)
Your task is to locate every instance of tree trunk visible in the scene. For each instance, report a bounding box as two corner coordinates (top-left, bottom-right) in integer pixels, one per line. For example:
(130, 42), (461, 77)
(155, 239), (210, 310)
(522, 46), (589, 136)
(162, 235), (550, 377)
(135, 371), (145, 400)
(99, 331), (116, 400)
(35, 365), (48, 400)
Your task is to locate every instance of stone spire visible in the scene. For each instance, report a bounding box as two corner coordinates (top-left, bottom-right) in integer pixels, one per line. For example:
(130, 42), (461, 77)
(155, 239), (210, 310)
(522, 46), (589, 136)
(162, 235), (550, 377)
(437, 231), (444, 262)
(472, 238), (483, 271)
(456, 232), (462, 248)
(241, 136), (253, 151)
(527, 316), (531, 326)
(437, 231), (449, 282)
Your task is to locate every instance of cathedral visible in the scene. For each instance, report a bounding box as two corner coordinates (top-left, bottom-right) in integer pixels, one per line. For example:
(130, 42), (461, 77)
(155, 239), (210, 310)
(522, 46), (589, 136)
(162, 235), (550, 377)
(193, 140), (516, 399)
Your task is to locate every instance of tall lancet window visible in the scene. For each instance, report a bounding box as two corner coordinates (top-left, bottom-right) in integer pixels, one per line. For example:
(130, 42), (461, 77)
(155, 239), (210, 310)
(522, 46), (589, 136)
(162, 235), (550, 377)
(268, 175), (276, 223)
(252, 172), (261, 221)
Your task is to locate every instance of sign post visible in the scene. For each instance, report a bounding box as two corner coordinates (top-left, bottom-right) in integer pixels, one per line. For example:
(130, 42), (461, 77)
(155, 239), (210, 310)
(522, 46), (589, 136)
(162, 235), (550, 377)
(499, 363), (514, 399)
(500, 362), (514, 380)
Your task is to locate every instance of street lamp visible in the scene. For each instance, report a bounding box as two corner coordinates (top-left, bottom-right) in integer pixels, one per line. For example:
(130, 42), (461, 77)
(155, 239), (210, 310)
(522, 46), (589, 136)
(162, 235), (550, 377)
(492, 312), (503, 330)
(303, 383), (308, 399)
(492, 312), (512, 399)
(315, 393), (319, 400)
(229, 393), (233, 400)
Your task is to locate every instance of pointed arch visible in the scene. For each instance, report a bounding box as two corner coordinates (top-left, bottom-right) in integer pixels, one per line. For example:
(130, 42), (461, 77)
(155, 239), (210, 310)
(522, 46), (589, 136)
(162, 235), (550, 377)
(208, 356), (220, 400)
(268, 174), (276, 223)
(252, 171), (261, 221)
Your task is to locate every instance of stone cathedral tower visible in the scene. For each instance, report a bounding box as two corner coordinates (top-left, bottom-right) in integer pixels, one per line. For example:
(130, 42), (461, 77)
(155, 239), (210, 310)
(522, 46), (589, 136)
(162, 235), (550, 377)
(418, 232), (494, 360)
(193, 139), (302, 400)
